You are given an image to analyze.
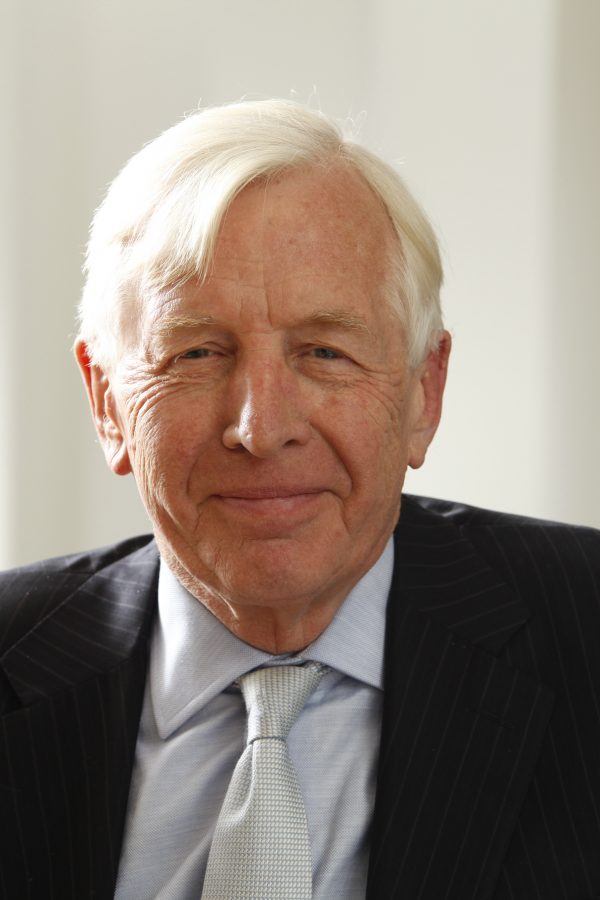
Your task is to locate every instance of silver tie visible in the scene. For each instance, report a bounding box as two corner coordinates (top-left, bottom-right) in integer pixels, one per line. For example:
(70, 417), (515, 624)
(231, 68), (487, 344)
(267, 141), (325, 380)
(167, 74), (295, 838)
(201, 662), (326, 900)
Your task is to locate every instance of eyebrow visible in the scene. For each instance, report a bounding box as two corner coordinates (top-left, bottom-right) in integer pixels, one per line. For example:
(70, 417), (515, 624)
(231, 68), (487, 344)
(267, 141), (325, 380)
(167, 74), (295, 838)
(151, 309), (371, 337)
(303, 310), (371, 334)
(152, 314), (219, 337)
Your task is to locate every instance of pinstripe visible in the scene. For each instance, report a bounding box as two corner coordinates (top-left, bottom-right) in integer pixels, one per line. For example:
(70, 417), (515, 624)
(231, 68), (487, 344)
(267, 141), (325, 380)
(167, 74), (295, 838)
(389, 631), (456, 881)
(499, 650), (545, 900)
(58, 601), (150, 635)
(450, 597), (525, 628)
(543, 527), (600, 822)
(506, 822), (543, 900)
(520, 628), (567, 897)
(26, 713), (55, 899)
(515, 529), (597, 892)
(31, 620), (126, 662)
(76, 590), (152, 616)
(416, 579), (509, 608)
(14, 631), (104, 679)
(391, 554), (482, 571)
(475, 524), (599, 896)
(411, 642), (473, 898)
(546, 728), (594, 892)
(72, 689), (95, 886)
(441, 661), (510, 898)
(571, 528), (600, 609)
(94, 676), (117, 876)
(49, 700), (77, 898)
(471, 679), (545, 896)
(477, 618), (528, 644)
(367, 500), (599, 898)
(0, 574), (25, 640)
(117, 660), (134, 759)
(1, 717), (28, 888)
(372, 600), (417, 774)
(530, 777), (569, 897)
(419, 656), (500, 897)
(500, 867), (516, 899)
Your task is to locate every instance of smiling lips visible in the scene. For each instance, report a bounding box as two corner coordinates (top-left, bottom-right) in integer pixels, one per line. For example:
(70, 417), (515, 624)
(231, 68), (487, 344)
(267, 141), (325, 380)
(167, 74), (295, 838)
(214, 487), (328, 517)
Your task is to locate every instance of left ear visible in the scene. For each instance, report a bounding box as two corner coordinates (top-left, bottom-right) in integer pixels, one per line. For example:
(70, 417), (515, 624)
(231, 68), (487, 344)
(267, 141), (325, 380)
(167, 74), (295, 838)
(74, 338), (133, 476)
(407, 331), (451, 470)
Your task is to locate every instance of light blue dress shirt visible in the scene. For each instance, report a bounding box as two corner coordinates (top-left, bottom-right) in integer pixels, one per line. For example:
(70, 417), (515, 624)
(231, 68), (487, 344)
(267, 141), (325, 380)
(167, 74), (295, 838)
(115, 539), (392, 899)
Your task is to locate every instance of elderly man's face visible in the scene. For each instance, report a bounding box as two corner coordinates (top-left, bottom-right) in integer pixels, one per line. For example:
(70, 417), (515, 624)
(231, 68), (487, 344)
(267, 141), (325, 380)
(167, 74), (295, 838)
(78, 164), (449, 651)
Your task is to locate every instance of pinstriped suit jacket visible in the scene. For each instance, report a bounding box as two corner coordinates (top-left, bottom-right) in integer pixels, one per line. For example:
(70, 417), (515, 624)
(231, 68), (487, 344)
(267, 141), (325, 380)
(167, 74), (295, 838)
(1, 495), (599, 899)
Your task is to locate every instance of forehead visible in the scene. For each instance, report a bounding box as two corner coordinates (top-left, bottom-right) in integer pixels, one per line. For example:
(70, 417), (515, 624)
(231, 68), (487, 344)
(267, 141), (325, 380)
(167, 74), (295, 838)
(133, 163), (401, 341)
(212, 163), (396, 286)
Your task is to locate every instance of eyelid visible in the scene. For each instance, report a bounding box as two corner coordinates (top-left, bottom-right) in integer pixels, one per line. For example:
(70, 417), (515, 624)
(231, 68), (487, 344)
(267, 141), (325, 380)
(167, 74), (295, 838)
(310, 345), (344, 359)
(172, 334), (234, 358)
(173, 346), (218, 363)
(182, 347), (211, 357)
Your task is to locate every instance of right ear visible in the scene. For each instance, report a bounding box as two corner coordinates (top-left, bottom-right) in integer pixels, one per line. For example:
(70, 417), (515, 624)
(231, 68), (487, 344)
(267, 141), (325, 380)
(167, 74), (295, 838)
(74, 338), (132, 476)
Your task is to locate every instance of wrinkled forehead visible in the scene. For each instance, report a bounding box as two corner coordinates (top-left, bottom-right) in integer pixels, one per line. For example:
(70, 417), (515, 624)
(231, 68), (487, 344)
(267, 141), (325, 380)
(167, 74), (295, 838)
(213, 164), (397, 276)
(117, 163), (400, 352)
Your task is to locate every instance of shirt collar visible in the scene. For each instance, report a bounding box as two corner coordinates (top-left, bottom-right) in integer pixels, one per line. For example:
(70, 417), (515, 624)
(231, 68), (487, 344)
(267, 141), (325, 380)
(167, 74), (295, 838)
(150, 539), (393, 739)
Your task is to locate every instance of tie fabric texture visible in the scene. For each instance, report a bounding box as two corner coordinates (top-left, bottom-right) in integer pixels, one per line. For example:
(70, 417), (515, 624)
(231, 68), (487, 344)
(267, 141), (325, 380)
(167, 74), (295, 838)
(201, 662), (327, 900)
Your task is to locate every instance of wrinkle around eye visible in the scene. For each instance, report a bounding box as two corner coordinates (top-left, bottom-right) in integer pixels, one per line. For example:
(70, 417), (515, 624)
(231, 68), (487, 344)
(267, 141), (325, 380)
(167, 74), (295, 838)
(177, 347), (217, 360)
(164, 347), (232, 384)
(168, 346), (233, 372)
(298, 345), (363, 374)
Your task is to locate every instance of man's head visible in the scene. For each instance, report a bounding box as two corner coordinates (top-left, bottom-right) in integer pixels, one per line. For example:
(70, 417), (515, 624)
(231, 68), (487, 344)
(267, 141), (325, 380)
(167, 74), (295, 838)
(78, 100), (443, 371)
(75, 100), (450, 652)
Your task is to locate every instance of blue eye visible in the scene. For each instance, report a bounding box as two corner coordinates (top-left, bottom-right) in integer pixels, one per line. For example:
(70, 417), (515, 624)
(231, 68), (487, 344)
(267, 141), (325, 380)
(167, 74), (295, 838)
(312, 347), (341, 360)
(180, 348), (212, 359)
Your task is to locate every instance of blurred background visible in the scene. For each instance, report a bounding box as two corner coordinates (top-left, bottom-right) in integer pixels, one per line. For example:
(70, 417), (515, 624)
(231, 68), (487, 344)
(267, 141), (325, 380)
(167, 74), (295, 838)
(1, 0), (599, 568)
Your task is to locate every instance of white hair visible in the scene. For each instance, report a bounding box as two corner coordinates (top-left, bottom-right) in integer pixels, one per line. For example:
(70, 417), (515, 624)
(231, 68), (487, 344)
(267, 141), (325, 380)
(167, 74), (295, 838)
(78, 99), (443, 367)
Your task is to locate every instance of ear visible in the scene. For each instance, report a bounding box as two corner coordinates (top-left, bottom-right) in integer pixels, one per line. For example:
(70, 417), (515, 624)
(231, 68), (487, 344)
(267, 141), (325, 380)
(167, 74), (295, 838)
(407, 330), (451, 470)
(74, 338), (132, 476)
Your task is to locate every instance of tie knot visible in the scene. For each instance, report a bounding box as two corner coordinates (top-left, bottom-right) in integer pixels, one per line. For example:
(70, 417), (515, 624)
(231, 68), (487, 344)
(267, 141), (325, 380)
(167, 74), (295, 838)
(240, 663), (326, 743)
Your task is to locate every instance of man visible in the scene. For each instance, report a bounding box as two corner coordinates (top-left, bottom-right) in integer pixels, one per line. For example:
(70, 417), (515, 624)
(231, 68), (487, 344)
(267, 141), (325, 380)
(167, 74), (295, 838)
(0, 100), (598, 899)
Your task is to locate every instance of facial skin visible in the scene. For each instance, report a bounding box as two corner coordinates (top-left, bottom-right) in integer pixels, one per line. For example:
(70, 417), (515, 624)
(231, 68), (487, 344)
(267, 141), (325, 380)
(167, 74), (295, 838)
(76, 163), (450, 653)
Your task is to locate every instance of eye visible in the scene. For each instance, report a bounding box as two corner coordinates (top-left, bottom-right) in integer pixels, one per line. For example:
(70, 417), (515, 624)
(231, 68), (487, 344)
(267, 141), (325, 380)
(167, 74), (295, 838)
(310, 346), (344, 360)
(178, 347), (213, 360)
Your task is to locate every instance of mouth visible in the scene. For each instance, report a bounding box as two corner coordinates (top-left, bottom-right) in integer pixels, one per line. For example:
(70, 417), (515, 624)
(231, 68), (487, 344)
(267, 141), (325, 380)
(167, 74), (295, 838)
(212, 487), (329, 520)
(215, 486), (326, 500)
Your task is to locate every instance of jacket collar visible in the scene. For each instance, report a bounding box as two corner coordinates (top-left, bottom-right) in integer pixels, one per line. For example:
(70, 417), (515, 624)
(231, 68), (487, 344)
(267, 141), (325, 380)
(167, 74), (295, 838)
(1, 539), (159, 706)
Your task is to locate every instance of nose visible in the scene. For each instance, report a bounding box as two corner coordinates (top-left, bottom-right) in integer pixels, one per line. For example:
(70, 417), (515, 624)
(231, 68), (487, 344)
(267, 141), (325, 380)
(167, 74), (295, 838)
(222, 358), (312, 458)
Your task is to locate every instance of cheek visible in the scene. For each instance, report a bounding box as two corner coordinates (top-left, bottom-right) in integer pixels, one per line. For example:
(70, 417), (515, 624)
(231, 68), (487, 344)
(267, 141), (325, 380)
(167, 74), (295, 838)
(340, 377), (411, 445)
(124, 390), (221, 496)
(320, 389), (410, 495)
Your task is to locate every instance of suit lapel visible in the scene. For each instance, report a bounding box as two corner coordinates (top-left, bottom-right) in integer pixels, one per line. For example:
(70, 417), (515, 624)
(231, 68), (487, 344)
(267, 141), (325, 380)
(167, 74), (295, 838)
(366, 498), (554, 900)
(0, 541), (158, 899)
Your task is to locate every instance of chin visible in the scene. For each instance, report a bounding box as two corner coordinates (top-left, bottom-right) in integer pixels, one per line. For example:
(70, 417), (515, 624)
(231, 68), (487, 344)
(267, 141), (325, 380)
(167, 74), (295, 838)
(204, 538), (342, 609)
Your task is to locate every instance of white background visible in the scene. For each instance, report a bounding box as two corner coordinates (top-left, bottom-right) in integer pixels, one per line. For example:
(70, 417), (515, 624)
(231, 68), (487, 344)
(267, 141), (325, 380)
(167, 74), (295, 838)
(1, 0), (599, 567)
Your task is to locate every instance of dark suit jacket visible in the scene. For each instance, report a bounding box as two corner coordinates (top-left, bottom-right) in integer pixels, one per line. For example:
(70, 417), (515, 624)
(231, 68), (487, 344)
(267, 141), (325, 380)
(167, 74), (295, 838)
(1, 495), (599, 899)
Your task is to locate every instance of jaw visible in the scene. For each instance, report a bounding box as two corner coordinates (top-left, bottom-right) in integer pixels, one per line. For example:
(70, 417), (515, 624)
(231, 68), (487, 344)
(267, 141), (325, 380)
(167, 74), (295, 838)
(152, 509), (392, 653)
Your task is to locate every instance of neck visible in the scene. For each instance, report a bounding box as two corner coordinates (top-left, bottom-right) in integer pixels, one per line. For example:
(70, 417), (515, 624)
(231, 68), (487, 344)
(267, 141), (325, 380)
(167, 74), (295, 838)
(191, 592), (345, 653)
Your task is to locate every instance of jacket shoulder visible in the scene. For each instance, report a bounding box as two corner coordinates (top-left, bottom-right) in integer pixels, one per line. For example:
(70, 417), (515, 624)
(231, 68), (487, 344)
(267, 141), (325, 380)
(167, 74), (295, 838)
(401, 494), (600, 599)
(0, 535), (155, 652)
(403, 493), (599, 533)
